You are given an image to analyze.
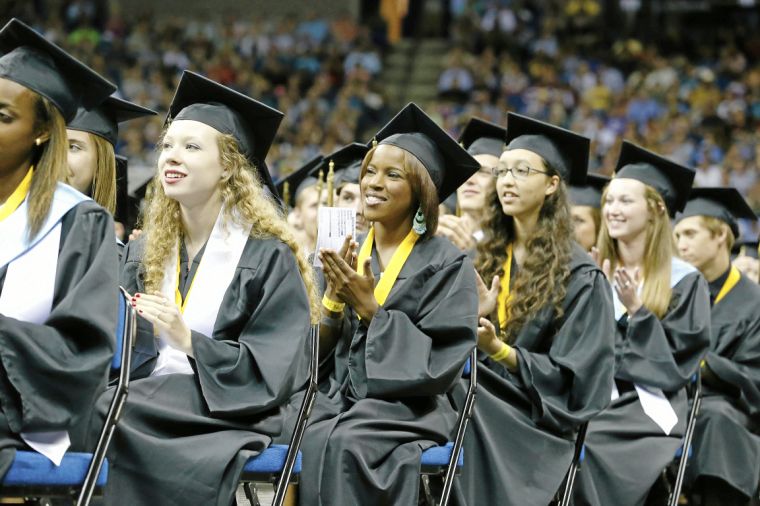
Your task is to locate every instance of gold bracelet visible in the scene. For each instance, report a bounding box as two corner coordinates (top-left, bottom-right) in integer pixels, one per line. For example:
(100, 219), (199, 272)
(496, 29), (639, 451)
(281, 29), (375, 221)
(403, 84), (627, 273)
(322, 295), (345, 313)
(489, 342), (512, 362)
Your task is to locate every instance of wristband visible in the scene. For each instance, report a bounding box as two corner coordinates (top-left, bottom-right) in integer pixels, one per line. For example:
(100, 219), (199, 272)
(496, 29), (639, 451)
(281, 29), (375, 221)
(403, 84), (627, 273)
(322, 295), (345, 313)
(489, 342), (512, 362)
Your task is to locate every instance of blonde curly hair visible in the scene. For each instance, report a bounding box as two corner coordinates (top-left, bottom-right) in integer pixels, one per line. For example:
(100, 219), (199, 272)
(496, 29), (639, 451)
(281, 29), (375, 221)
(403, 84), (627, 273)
(140, 130), (320, 324)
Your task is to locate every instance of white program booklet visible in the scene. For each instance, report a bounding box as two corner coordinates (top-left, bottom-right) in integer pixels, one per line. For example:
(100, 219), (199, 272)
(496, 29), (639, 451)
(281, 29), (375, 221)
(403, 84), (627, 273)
(313, 207), (356, 267)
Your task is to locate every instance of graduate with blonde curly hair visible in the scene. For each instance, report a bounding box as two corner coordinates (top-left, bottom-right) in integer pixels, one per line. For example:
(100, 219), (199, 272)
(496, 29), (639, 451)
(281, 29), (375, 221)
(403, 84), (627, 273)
(97, 71), (320, 506)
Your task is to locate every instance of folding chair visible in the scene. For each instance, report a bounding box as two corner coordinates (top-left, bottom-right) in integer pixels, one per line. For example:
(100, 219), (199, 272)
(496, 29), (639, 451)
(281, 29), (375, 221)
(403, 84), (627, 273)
(555, 422), (589, 506)
(667, 371), (702, 506)
(238, 324), (320, 506)
(420, 348), (479, 506)
(1, 287), (136, 506)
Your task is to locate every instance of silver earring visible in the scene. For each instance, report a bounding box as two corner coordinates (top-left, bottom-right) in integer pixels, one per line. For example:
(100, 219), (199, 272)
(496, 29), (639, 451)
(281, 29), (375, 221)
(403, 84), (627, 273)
(412, 207), (427, 235)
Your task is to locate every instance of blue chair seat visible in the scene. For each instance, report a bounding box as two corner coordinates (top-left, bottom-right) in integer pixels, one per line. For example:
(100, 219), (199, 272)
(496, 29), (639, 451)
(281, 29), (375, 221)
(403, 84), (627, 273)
(242, 445), (302, 475)
(420, 442), (464, 468)
(674, 445), (693, 460)
(3, 451), (108, 488)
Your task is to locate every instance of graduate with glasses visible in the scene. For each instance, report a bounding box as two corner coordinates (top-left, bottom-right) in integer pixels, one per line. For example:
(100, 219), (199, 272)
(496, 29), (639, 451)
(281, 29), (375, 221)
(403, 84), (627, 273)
(299, 103), (480, 506)
(0, 18), (117, 474)
(573, 142), (711, 506)
(97, 71), (319, 506)
(674, 188), (760, 506)
(451, 113), (615, 506)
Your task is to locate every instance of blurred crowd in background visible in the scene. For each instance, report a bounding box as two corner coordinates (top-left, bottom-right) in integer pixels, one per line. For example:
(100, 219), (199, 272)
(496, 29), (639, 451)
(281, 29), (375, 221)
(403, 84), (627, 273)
(6, 0), (760, 236)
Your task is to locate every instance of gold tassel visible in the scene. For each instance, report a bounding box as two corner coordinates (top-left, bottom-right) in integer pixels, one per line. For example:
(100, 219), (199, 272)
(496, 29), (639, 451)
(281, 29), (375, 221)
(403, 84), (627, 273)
(326, 159), (335, 207)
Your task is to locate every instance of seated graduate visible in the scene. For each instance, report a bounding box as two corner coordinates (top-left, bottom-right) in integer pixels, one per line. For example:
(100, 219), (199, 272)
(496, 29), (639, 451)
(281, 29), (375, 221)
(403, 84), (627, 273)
(323, 142), (371, 234)
(436, 117), (502, 252)
(276, 154), (324, 254)
(65, 95), (156, 240)
(452, 113), (615, 506)
(573, 142), (711, 506)
(569, 174), (608, 252)
(102, 70), (320, 506)
(299, 103), (480, 506)
(732, 236), (760, 284)
(673, 188), (760, 506)
(0, 18), (117, 472)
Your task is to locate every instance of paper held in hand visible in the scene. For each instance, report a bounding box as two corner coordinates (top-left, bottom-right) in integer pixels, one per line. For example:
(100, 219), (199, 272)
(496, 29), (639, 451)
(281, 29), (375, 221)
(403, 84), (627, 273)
(314, 207), (356, 267)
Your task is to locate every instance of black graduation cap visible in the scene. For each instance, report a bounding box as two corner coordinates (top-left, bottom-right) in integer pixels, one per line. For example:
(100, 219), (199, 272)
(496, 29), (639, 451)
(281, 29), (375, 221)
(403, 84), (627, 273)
(275, 155), (324, 208)
(68, 95), (156, 146)
(320, 143), (370, 190)
(114, 155), (129, 224)
(615, 141), (695, 216)
(677, 187), (757, 237)
(371, 103), (480, 202)
(732, 237), (759, 260)
(569, 174), (609, 209)
(167, 70), (284, 199)
(0, 18), (115, 122)
(458, 117), (506, 158)
(505, 112), (589, 185)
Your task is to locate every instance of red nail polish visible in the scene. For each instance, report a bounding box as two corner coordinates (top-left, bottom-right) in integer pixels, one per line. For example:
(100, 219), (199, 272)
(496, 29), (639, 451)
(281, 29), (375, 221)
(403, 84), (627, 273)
(138, 309), (143, 314)
(136, 294), (141, 298)
(131, 302), (136, 307)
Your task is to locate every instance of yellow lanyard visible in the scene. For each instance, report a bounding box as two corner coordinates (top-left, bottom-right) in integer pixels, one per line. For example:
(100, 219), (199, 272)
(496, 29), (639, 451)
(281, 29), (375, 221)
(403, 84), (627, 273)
(497, 244), (513, 328)
(0, 167), (33, 222)
(715, 266), (741, 305)
(357, 226), (419, 306)
(174, 244), (199, 314)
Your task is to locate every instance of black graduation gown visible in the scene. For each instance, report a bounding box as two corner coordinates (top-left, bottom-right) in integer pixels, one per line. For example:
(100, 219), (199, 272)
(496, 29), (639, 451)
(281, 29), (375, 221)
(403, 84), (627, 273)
(299, 236), (478, 506)
(573, 269), (711, 506)
(685, 272), (760, 499)
(97, 233), (311, 506)
(451, 244), (616, 506)
(0, 201), (117, 477)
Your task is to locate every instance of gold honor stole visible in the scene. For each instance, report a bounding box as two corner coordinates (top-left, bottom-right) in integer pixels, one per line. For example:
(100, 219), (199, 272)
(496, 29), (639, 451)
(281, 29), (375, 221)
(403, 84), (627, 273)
(497, 244), (513, 329)
(357, 226), (419, 308)
(715, 266), (740, 305)
(154, 209), (251, 377)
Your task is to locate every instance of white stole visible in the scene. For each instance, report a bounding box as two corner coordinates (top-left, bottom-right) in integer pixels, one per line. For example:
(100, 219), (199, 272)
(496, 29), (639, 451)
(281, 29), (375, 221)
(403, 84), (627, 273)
(611, 257), (696, 435)
(0, 183), (88, 465)
(151, 210), (251, 376)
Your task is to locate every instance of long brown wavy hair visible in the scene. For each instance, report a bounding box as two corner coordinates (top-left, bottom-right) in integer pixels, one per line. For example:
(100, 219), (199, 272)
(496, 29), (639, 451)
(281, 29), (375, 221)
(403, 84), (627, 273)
(88, 133), (117, 214)
(140, 130), (320, 323)
(597, 183), (673, 318)
(475, 162), (574, 343)
(26, 94), (67, 241)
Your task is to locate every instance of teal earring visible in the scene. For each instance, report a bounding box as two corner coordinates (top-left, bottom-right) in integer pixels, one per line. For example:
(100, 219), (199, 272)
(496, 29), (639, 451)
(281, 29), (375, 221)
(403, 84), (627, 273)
(412, 207), (427, 235)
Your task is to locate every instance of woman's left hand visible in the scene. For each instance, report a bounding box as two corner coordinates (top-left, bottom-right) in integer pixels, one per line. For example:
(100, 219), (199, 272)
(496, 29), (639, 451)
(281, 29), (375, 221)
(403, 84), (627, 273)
(132, 293), (194, 357)
(476, 317), (502, 355)
(613, 267), (642, 315)
(320, 248), (379, 322)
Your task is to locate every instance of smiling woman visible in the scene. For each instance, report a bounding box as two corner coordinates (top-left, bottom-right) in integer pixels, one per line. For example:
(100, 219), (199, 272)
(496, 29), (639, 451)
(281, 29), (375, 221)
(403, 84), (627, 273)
(0, 17), (117, 480)
(92, 70), (320, 506)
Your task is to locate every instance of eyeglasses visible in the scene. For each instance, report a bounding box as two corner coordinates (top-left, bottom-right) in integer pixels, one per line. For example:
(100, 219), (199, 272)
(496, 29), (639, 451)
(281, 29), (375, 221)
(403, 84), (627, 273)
(490, 164), (549, 180)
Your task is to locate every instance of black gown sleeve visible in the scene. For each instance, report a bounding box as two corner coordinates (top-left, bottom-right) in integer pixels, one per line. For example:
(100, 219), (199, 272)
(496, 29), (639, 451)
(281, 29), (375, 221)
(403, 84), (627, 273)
(190, 240), (312, 417)
(511, 265), (616, 433)
(0, 202), (117, 432)
(615, 272), (711, 392)
(350, 255), (478, 399)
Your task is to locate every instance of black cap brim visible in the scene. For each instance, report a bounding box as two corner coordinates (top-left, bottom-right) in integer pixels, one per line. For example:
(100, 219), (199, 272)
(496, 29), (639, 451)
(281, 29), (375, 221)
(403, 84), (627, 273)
(505, 112), (589, 185)
(167, 70), (283, 200)
(677, 187), (756, 237)
(0, 18), (115, 121)
(68, 95), (156, 146)
(732, 238), (760, 259)
(615, 141), (695, 216)
(372, 103), (480, 202)
(275, 155), (324, 208)
(321, 142), (369, 188)
(458, 117), (506, 158)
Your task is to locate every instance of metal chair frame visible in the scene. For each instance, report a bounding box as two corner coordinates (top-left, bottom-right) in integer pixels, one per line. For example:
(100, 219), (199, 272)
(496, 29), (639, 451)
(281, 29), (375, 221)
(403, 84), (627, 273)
(0, 287), (135, 506)
(239, 324), (320, 506)
(420, 349), (479, 506)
